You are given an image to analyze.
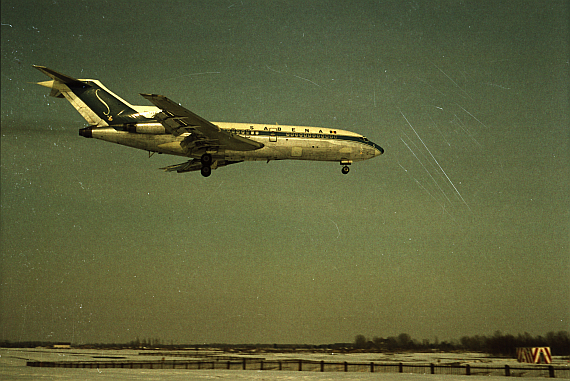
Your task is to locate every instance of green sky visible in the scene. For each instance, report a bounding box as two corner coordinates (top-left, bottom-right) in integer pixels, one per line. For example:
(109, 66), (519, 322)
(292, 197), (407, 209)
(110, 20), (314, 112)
(1, 0), (568, 344)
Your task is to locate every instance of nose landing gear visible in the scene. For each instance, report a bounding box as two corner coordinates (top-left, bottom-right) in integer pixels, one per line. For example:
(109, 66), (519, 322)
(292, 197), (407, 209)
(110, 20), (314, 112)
(340, 160), (352, 174)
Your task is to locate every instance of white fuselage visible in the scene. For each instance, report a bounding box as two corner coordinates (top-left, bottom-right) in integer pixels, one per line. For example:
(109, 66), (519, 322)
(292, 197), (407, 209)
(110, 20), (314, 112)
(88, 121), (384, 164)
(34, 65), (384, 175)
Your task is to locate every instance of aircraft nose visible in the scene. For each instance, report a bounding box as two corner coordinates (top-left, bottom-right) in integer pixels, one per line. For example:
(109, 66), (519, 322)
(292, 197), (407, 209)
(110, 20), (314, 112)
(374, 144), (384, 156)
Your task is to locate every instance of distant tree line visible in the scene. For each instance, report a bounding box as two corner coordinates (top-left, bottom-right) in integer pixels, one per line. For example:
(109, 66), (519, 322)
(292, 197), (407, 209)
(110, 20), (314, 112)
(128, 337), (168, 348)
(2, 331), (568, 356)
(353, 331), (570, 356)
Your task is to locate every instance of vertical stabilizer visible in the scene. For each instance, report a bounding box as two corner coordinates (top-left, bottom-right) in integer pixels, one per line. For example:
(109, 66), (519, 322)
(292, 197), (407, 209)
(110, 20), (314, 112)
(34, 65), (151, 126)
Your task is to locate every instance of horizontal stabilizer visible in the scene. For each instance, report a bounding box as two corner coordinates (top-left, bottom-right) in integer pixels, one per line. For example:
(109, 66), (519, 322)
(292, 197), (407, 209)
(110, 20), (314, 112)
(32, 65), (89, 88)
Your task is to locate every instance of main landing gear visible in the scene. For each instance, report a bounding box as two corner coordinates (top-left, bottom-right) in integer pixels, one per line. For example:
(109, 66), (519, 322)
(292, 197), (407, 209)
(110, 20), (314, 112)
(200, 153), (213, 177)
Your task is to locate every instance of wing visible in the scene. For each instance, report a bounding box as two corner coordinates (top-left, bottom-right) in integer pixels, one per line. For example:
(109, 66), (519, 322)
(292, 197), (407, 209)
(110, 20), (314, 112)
(161, 158), (242, 173)
(140, 93), (263, 153)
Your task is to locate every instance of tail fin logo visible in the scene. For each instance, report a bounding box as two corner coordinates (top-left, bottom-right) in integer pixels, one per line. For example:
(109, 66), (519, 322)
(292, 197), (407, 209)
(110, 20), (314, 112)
(34, 65), (155, 126)
(95, 89), (113, 121)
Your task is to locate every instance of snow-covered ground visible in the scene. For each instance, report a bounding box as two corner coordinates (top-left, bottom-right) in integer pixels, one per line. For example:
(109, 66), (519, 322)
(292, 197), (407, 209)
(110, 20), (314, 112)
(1, 348), (568, 381)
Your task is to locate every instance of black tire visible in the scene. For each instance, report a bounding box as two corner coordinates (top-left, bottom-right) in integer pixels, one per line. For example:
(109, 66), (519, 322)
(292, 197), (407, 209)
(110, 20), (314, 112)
(201, 153), (213, 166)
(341, 166), (350, 174)
(201, 166), (212, 177)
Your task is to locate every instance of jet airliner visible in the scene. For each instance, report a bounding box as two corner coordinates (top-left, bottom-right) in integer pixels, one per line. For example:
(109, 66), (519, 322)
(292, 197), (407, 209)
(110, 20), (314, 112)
(34, 66), (384, 177)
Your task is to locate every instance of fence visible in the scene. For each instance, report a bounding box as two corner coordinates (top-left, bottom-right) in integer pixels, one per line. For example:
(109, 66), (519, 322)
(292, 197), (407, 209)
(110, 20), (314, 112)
(26, 359), (570, 378)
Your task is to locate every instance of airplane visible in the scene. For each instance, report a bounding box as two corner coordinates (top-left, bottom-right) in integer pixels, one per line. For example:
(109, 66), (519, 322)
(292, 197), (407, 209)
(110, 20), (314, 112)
(34, 65), (384, 177)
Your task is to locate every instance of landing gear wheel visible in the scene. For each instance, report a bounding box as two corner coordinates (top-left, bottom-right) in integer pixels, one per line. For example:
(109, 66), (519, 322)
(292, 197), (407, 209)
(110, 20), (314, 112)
(201, 153), (213, 166)
(341, 166), (350, 174)
(201, 166), (212, 177)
